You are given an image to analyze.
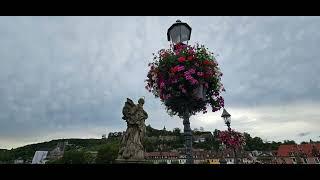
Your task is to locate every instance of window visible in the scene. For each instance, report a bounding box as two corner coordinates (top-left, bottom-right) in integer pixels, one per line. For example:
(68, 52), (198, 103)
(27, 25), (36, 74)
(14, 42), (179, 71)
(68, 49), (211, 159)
(292, 158), (296, 163)
(303, 158), (308, 164)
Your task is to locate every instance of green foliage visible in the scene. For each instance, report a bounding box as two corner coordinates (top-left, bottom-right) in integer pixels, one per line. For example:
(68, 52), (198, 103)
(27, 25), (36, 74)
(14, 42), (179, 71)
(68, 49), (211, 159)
(0, 125), (310, 164)
(146, 125), (164, 137)
(283, 140), (296, 145)
(173, 128), (181, 136)
(46, 151), (95, 164)
(143, 138), (155, 152)
(244, 133), (264, 151)
(55, 150), (87, 164)
(95, 141), (119, 164)
(0, 150), (13, 163)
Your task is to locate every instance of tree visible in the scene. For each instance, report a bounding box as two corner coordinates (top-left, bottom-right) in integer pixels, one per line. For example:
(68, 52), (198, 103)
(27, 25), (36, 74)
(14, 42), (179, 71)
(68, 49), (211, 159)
(213, 129), (220, 138)
(60, 150), (87, 164)
(143, 139), (155, 152)
(283, 140), (296, 145)
(243, 133), (265, 151)
(0, 150), (13, 163)
(173, 128), (181, 136)
(95, 142), (119, 164)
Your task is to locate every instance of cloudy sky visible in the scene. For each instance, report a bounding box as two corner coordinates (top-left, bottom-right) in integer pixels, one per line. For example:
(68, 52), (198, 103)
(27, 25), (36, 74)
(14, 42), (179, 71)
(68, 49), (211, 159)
(1, 16), (320, 149)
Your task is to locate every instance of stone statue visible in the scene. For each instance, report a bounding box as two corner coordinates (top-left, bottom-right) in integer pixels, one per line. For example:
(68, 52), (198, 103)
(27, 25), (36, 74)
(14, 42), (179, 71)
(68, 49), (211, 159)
(117, 97), (148, 162)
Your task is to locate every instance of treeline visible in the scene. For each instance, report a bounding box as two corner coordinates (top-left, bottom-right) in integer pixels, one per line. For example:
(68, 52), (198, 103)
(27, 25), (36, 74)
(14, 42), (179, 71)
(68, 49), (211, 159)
(0, 138), (109, 163)
(143, 126), (301, 152)
(1, 125), (318, 164)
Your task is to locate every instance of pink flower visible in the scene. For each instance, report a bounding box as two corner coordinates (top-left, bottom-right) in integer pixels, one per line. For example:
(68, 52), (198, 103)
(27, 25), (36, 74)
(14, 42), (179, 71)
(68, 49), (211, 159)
(181, 88), (187, 93)
(177, 65), (185, 72)
(160, 82), (165, 89)
(189, 68), (196, 74)
(197, 72), (204, 77)
(188, 49), (195, 54)
(185, 74), (192, 80)
(190, 79), (198, 85)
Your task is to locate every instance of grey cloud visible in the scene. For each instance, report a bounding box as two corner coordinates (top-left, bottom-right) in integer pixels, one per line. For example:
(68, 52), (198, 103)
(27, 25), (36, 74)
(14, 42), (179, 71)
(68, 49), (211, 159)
(186, 16), (320, 107)
(1, 16), (320, 148)
(298, 132), (311, 137)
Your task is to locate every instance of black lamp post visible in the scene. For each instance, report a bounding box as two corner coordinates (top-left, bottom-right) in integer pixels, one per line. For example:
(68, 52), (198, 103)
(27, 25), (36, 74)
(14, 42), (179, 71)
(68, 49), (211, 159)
(167, 20), (193, 164)
(221, 108), (237, 164)
(221, 108), (231, 131)
(167, 20), (192, 44)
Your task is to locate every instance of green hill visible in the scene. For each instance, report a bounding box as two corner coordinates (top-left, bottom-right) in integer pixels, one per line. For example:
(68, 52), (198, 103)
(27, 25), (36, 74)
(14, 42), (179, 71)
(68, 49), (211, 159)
(0, 138), (111, 163)
(0, 125), (305, 164)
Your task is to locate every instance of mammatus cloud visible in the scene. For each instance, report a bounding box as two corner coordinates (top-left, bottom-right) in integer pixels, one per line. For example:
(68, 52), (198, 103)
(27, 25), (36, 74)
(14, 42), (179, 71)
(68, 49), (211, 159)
(0, 16), (320, 149)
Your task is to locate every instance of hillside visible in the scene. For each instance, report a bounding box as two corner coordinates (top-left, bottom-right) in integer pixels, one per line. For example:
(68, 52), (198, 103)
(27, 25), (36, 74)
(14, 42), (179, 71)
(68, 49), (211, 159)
(0, 138), (110, 163)
(0, 125), (309, 164)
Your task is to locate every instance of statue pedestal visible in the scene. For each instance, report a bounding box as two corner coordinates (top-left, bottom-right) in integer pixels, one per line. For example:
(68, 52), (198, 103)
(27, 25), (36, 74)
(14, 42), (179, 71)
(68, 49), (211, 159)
(115, 159), (149, 164)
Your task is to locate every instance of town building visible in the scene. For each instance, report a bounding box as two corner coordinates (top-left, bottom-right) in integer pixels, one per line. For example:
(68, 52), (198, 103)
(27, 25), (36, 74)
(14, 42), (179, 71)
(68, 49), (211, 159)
(145, 151), (180, 164)
(275, 143), (320, 164)
(14, 157), (24, 164)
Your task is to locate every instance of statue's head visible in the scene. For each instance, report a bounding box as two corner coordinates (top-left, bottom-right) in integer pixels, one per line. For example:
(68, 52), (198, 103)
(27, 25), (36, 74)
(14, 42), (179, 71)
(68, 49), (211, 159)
(138, 97), (145, 106)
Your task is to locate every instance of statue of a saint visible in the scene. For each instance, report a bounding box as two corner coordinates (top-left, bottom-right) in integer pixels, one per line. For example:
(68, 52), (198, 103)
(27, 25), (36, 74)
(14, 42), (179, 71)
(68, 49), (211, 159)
(117, 97), (148, 162)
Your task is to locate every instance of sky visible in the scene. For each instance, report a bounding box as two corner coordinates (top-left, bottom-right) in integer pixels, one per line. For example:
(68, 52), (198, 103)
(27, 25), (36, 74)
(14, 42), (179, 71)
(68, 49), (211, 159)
(0, 16), (320, 149)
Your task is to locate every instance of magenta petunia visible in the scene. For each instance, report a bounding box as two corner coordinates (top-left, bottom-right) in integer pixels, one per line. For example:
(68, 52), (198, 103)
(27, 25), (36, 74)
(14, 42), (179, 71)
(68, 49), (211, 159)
(145, 43), (225, 117)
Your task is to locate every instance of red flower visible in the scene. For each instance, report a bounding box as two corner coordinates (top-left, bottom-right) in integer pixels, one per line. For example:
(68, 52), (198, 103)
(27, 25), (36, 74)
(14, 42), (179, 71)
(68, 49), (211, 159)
(187, 56), (193, 61)
(203, 60), (211, 65)
(170, 66), (179, 73)
(178, 56), (186, 63)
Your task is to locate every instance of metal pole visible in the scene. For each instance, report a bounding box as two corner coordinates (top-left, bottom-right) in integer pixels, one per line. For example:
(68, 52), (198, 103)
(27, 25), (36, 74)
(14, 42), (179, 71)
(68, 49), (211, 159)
(233, 148), (237, 164)
(183, 108), (193, 164)
(227, 123), (237, 164)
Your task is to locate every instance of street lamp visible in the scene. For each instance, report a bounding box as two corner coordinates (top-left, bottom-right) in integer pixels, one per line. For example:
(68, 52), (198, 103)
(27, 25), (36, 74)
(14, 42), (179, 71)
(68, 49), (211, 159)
(167, 20), (192, 44)
(221, 108), (238, 164)
(167, 20), (193, 164)
(221, 108), (231, 131)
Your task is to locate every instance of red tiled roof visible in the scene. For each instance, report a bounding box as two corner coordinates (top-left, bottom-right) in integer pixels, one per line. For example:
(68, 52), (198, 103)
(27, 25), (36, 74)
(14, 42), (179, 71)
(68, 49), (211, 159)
(277, 143), (320, 157)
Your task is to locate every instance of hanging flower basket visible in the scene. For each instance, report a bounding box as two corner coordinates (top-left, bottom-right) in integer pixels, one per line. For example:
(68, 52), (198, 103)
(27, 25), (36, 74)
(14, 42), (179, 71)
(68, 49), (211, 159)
(218, 129), (245, 150)
(145, 43), (225, 117)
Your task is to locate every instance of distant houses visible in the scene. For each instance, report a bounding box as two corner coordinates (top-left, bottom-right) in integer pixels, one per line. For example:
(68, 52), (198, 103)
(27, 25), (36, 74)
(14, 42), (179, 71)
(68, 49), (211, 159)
(14, 157), (24, 164)
(275, 143), (320, 164)
(145, 152), (181, 164)
(144, 142), (320, 164)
